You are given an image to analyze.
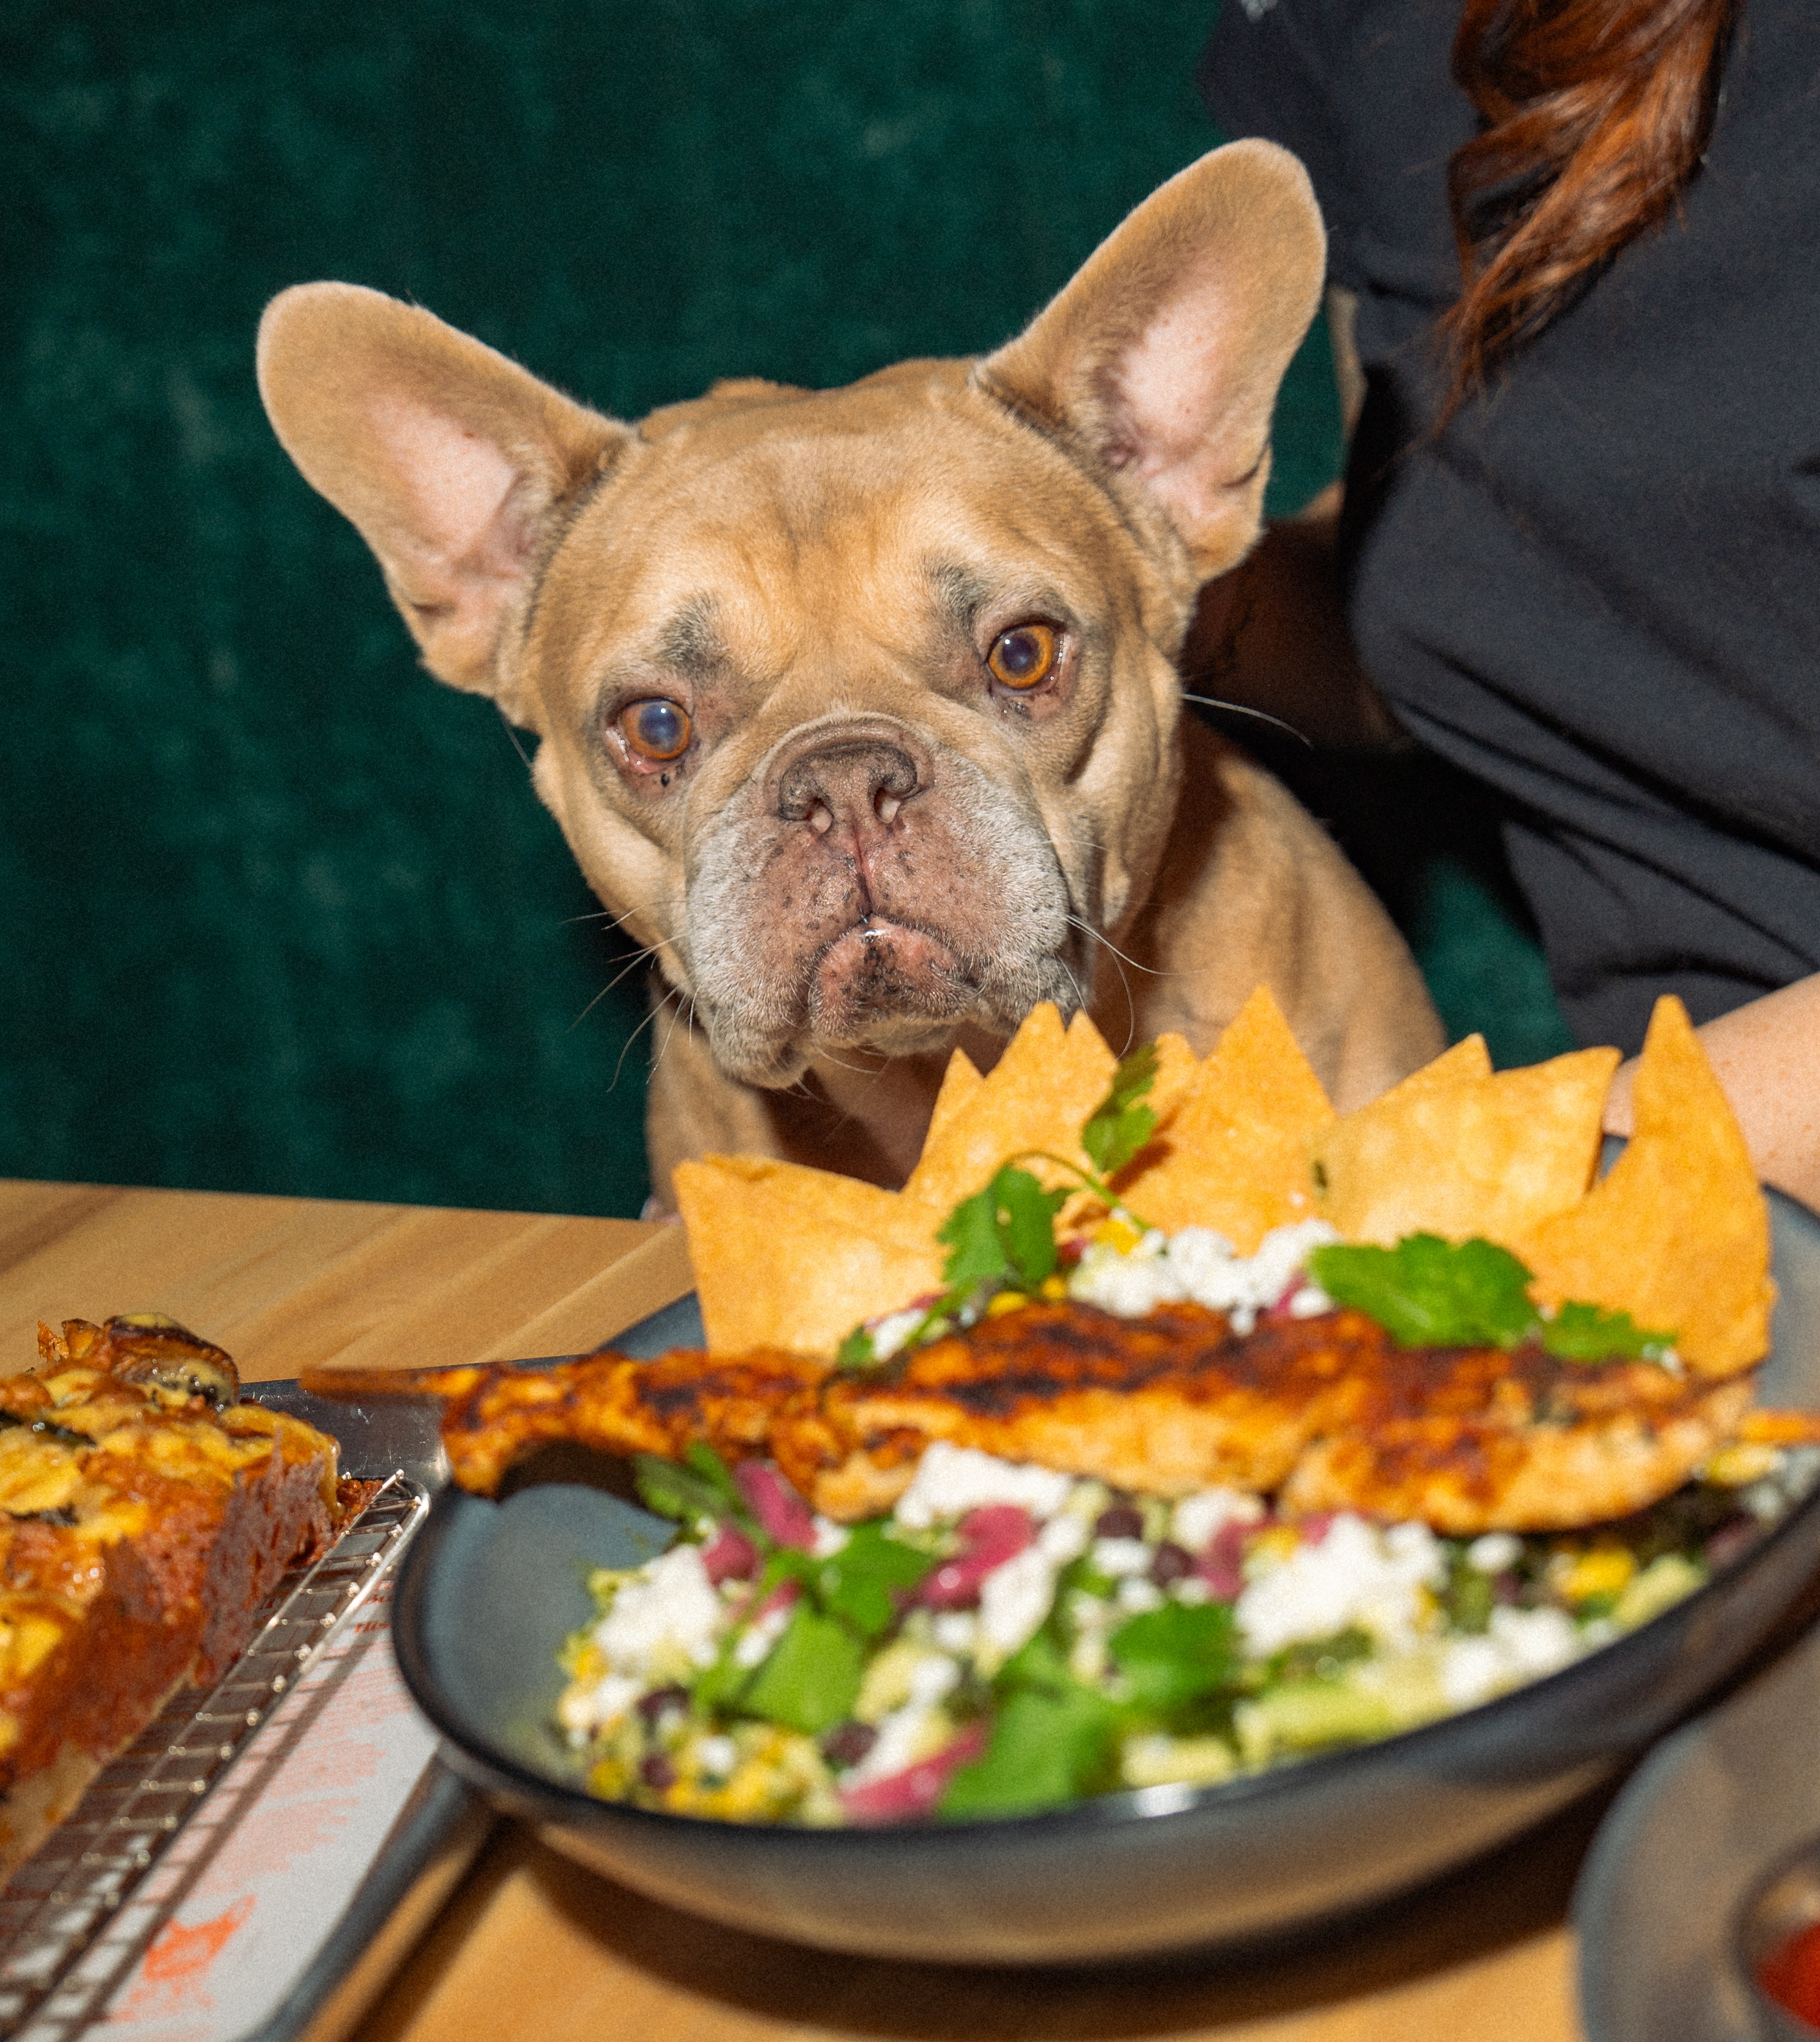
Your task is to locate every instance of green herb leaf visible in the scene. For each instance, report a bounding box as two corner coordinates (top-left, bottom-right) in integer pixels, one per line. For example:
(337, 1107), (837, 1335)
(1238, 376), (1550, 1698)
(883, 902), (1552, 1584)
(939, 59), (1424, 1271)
(1107, 1600), (1238, 1710)
(994, 1623), (1075, 1696)
(632, 1452), (739, 1525)
(938, 1183), (1013, 1288)
(938, 1165), (1067, 1291)
(738, 1604), (865, 1735)
(996, 1166), (1067, 1285)
(1307, 1233), (1679, 1363)
(1541, 1300), (1676, 1363)
(938, 1686), (1121, 1818)
(682, 1441), (743, 1508)
(813, 1523), (937, 1639)
(1308, 1234), (1540, 1349)
(836, 1324), (878, 1370)
(1081, 1042), (1161, 1178)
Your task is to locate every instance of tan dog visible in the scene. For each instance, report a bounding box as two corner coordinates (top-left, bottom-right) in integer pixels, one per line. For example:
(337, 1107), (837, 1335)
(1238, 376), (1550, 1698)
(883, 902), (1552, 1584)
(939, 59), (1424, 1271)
(257, 141), (1442, 1209)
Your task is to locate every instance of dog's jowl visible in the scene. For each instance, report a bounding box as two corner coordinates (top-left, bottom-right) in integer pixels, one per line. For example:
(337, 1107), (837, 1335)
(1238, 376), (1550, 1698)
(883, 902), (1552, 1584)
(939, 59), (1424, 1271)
(258, 141), (1442, 1207)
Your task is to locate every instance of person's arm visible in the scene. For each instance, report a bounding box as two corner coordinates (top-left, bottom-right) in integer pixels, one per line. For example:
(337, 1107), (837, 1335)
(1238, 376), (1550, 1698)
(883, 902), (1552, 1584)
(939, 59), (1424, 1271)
(1179, 288), (1406, 751)
(1603, 973), (1820, 1211)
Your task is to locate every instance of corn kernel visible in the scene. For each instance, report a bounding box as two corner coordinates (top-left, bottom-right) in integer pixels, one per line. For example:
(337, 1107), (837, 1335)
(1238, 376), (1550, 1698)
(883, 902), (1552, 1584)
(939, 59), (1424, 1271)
(1250, 1525), (1301, 1567)
(1702, 1442), (1781, 1487)
(1039, 1274), (1070, 1300)
(987, 1290), (1030, 1319)
(1094, 1216), (1144, 1255)
(1555, 1546), (1636, 1604)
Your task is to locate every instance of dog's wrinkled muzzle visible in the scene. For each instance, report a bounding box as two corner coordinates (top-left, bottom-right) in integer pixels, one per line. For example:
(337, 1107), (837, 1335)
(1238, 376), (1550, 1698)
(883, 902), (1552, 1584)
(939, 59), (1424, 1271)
(682, 717), (1080, 1086)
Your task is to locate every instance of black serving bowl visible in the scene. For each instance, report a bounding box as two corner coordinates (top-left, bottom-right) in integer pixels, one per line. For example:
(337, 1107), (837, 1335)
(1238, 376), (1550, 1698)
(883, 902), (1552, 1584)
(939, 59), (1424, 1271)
(391, 1191), (1820, 1966)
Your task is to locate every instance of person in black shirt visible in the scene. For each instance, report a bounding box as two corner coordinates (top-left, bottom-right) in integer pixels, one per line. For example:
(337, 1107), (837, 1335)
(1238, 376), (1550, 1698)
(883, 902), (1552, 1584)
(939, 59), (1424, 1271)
(1189, 0), (1820, 1208)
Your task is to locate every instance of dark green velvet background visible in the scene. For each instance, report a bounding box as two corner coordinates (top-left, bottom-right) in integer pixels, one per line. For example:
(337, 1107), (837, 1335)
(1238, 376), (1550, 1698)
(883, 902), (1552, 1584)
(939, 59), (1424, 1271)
(1, 0), (1569, 1219)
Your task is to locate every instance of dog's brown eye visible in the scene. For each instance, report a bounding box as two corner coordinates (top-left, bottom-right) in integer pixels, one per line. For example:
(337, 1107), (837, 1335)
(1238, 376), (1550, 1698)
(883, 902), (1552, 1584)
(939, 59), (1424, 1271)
(987, 623), (1058, 690)
(619, 698), (692, 761)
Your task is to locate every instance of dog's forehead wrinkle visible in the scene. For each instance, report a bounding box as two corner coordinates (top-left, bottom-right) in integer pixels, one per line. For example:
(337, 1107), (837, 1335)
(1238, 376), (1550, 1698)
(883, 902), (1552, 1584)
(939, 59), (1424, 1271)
(654, 594), (723, 674)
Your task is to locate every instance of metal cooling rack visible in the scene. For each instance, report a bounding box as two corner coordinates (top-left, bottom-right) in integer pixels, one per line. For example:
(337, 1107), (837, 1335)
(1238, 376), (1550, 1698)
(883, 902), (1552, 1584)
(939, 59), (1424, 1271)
(0, 1472), (430, 2041)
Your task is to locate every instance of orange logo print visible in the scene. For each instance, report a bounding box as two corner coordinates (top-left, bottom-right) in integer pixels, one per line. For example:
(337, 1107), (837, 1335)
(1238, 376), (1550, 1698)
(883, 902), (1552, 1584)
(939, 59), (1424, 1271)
(142, 1895), (255, 1982)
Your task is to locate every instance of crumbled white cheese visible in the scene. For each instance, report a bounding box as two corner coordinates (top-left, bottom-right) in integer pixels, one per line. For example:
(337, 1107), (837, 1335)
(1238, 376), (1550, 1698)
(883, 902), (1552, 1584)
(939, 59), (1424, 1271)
(930, 1610), (979, 1653)
(1170, 1486), (1266, 1553)
(694, 1734), (738, 1780)
(591, 1543), (722, 1676)
(1437, 1605), (1580, 1708)
(892, 1441), (1075, 1529)
(1466, 1532), (1522, 1575)
(1238, 1515), (1445, 1657)
(1067, 1219), (1339, 1331)
(557, 1671), (643, 1737)
(1116, 1577), (1165, 1614)
(1091, 1537), (1153, 1577)
(1036, 1512), (1090, 1564)
(811, 1516), (850, 1557)
(977, 1546), (1058, 1661)
(869, 1305), (927, 1362)
(732, 1593), (797, 1669)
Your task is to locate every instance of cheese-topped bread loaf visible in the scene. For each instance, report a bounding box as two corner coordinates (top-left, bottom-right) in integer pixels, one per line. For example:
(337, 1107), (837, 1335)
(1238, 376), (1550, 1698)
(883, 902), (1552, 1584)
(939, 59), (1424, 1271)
(0, 1315), (344, 1881)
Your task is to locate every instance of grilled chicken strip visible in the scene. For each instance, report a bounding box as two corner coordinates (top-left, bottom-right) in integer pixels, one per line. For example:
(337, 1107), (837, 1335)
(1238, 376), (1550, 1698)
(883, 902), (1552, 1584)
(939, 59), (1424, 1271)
(304, 1350), (827, 1498)
(304, 1299), (1766, 1533)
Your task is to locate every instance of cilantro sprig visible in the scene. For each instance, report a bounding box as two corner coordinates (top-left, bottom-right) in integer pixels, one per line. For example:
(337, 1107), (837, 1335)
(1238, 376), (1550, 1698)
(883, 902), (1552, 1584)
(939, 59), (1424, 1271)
(1080, 1040), (1161, 1179)
(632, 1440), (749, 1525)
(838, 1045), (1161, 1368)
(1307, 1234), (1675, 1363)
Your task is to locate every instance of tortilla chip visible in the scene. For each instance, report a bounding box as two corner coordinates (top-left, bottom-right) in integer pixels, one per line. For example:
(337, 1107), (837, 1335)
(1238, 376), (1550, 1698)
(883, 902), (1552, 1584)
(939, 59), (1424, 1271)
(1313, 1044), (1619, 1249)
(922, 1045), (985, 1155)
(1144, 1031), (1202, 1129)
(1384, 1033), (1493, 1098)
(1120, 985), (1334, 1251)
(675, 1154), (943, 1355)
(1519, 997), (1773, 1378)
(901, 1003), (1117, 1215)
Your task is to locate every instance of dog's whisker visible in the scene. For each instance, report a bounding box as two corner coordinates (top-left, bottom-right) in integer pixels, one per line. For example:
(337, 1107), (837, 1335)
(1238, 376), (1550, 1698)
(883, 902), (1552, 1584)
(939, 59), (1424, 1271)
(1179, 692), (1314, 748)
(494, 707), (536, 772)
(811, 1047), (877, 1078)
(608, 992), (670, 1090)
(592, 946), (668, 1003)
(569, 952), (662, 1032)
(1063, 916), (1166, 979)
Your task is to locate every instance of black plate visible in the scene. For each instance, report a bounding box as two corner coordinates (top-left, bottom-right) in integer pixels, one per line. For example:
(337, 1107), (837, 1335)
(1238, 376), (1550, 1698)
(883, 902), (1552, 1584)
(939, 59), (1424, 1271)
(391, 1191), (1820, 1966)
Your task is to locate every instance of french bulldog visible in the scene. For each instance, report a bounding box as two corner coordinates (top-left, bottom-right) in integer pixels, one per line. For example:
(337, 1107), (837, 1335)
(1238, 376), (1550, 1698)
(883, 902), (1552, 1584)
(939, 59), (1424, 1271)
(257, 140), (1443, 1209)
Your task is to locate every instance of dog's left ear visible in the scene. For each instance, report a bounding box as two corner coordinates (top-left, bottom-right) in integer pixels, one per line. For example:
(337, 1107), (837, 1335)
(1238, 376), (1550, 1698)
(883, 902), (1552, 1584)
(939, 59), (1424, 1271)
(975, 139), (1324, 578)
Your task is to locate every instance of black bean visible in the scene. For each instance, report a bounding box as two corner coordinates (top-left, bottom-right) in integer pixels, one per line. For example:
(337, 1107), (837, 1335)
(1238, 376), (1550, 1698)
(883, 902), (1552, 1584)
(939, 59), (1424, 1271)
(1094, 1504), (1145, 1540)
(820, 1720), (879, 1769)
(1149, 1541), (1194, 1585)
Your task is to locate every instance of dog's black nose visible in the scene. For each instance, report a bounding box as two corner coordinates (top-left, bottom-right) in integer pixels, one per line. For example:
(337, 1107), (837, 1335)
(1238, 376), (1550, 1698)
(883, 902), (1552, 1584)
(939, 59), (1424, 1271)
(774, 735), (923, 831)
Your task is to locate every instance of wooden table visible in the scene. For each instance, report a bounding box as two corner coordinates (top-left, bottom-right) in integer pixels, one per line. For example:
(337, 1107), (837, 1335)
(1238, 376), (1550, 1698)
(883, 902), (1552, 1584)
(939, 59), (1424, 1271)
(0, 1177), (1587, 2042)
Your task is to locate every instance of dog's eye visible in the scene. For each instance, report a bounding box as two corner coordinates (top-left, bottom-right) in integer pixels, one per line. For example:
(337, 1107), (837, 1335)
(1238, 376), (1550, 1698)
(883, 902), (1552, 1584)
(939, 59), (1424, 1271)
(619, 699), (692, 761)
(987, 623), (1059, 691)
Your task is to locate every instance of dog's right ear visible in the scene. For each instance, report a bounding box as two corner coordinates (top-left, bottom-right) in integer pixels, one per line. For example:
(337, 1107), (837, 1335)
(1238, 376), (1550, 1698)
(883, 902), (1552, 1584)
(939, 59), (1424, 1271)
(974, 140), (1325, 581)
(257, 284), (628, 712)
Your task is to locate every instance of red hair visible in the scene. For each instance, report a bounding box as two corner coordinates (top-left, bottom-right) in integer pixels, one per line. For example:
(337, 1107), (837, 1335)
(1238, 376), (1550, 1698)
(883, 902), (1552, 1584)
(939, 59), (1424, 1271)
(1443, 0), (1738, 404)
